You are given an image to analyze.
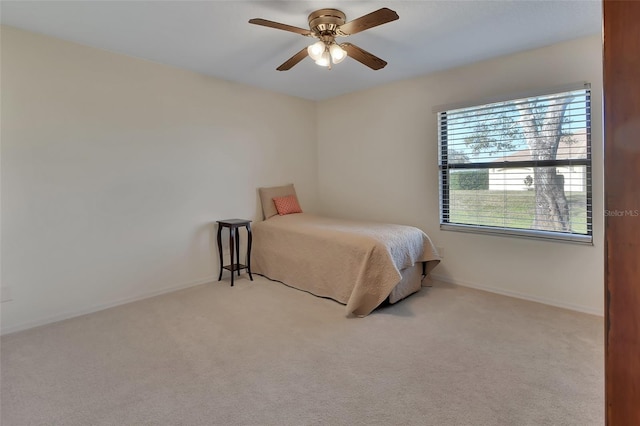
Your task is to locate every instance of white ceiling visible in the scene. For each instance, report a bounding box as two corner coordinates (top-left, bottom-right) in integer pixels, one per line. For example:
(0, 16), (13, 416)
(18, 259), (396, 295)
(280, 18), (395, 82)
(1, 1), (602, 101)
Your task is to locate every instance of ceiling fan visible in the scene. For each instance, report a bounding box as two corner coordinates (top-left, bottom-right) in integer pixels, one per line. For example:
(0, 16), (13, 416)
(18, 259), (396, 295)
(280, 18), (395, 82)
(249, 7), (399, 71)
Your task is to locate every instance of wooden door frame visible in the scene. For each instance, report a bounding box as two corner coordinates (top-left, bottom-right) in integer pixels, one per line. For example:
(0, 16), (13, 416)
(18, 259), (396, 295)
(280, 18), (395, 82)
(603, 0), (640, 424)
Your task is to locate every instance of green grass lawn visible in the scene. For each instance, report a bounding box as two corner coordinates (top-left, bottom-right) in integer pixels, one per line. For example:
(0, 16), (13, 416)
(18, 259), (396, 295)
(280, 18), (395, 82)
(449, 190), (588, 234)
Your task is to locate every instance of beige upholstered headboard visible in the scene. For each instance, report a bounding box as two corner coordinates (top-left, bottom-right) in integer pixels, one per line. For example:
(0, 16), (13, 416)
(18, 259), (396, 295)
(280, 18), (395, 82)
(258, 184), (298, 219)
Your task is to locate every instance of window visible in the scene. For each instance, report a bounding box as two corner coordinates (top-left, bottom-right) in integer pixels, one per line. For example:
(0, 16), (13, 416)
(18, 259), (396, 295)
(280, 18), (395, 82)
(438, 84), (592, 243)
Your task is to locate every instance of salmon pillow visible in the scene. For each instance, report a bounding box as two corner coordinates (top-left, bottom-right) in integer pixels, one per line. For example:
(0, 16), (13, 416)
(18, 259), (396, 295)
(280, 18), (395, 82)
(272, 194), (303, 215)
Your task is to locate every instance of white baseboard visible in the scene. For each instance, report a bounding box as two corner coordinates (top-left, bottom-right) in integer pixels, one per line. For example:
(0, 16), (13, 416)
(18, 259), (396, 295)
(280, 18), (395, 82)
(1, 275), (216, 336)
(3, 273), (603, 335)
(430, 273), (604, 317)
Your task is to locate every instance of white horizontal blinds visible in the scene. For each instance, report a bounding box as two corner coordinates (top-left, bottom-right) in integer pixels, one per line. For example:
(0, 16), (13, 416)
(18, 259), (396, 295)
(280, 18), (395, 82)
(439, 86), (592, 241)
(442, 90), (590, 165)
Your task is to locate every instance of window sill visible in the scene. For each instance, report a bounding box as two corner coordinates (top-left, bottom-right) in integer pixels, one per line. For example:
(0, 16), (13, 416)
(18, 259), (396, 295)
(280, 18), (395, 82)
(440, 223), (593, 245)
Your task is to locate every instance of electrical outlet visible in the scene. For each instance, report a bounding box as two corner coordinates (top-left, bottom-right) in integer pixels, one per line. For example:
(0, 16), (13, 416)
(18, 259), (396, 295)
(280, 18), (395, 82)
(1, 286), (13, 303)
(436, 247), (445, 258)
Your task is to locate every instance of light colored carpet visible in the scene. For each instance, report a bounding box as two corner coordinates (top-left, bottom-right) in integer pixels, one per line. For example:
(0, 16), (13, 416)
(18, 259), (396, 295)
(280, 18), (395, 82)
(1, 277), (603, 426)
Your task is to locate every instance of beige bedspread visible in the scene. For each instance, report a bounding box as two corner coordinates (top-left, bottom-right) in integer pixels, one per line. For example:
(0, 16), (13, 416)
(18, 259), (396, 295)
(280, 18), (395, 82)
(251, 213), (440, 316)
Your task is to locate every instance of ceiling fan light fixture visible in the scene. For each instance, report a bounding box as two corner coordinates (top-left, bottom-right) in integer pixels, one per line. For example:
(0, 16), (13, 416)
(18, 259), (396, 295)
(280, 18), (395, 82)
(250, 7), (399, 71)
(315, 50), (331, 67)
(329, 43), (347, 64)
(307, 41), (325, 61)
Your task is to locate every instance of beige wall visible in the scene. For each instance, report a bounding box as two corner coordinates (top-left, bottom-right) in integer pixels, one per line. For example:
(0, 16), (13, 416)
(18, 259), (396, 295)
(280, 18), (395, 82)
(1, 27), (603, 334)
(1, 26), (318, 333)
(317, 35), (603, 315)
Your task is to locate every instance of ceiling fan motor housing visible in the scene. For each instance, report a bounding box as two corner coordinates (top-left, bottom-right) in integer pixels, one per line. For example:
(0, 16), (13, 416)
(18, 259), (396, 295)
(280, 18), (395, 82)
(308, 9), (346, 35)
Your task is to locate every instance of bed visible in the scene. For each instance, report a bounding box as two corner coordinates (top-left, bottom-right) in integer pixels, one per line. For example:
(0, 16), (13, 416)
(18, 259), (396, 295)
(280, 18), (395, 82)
(250, 184), (441, 316)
